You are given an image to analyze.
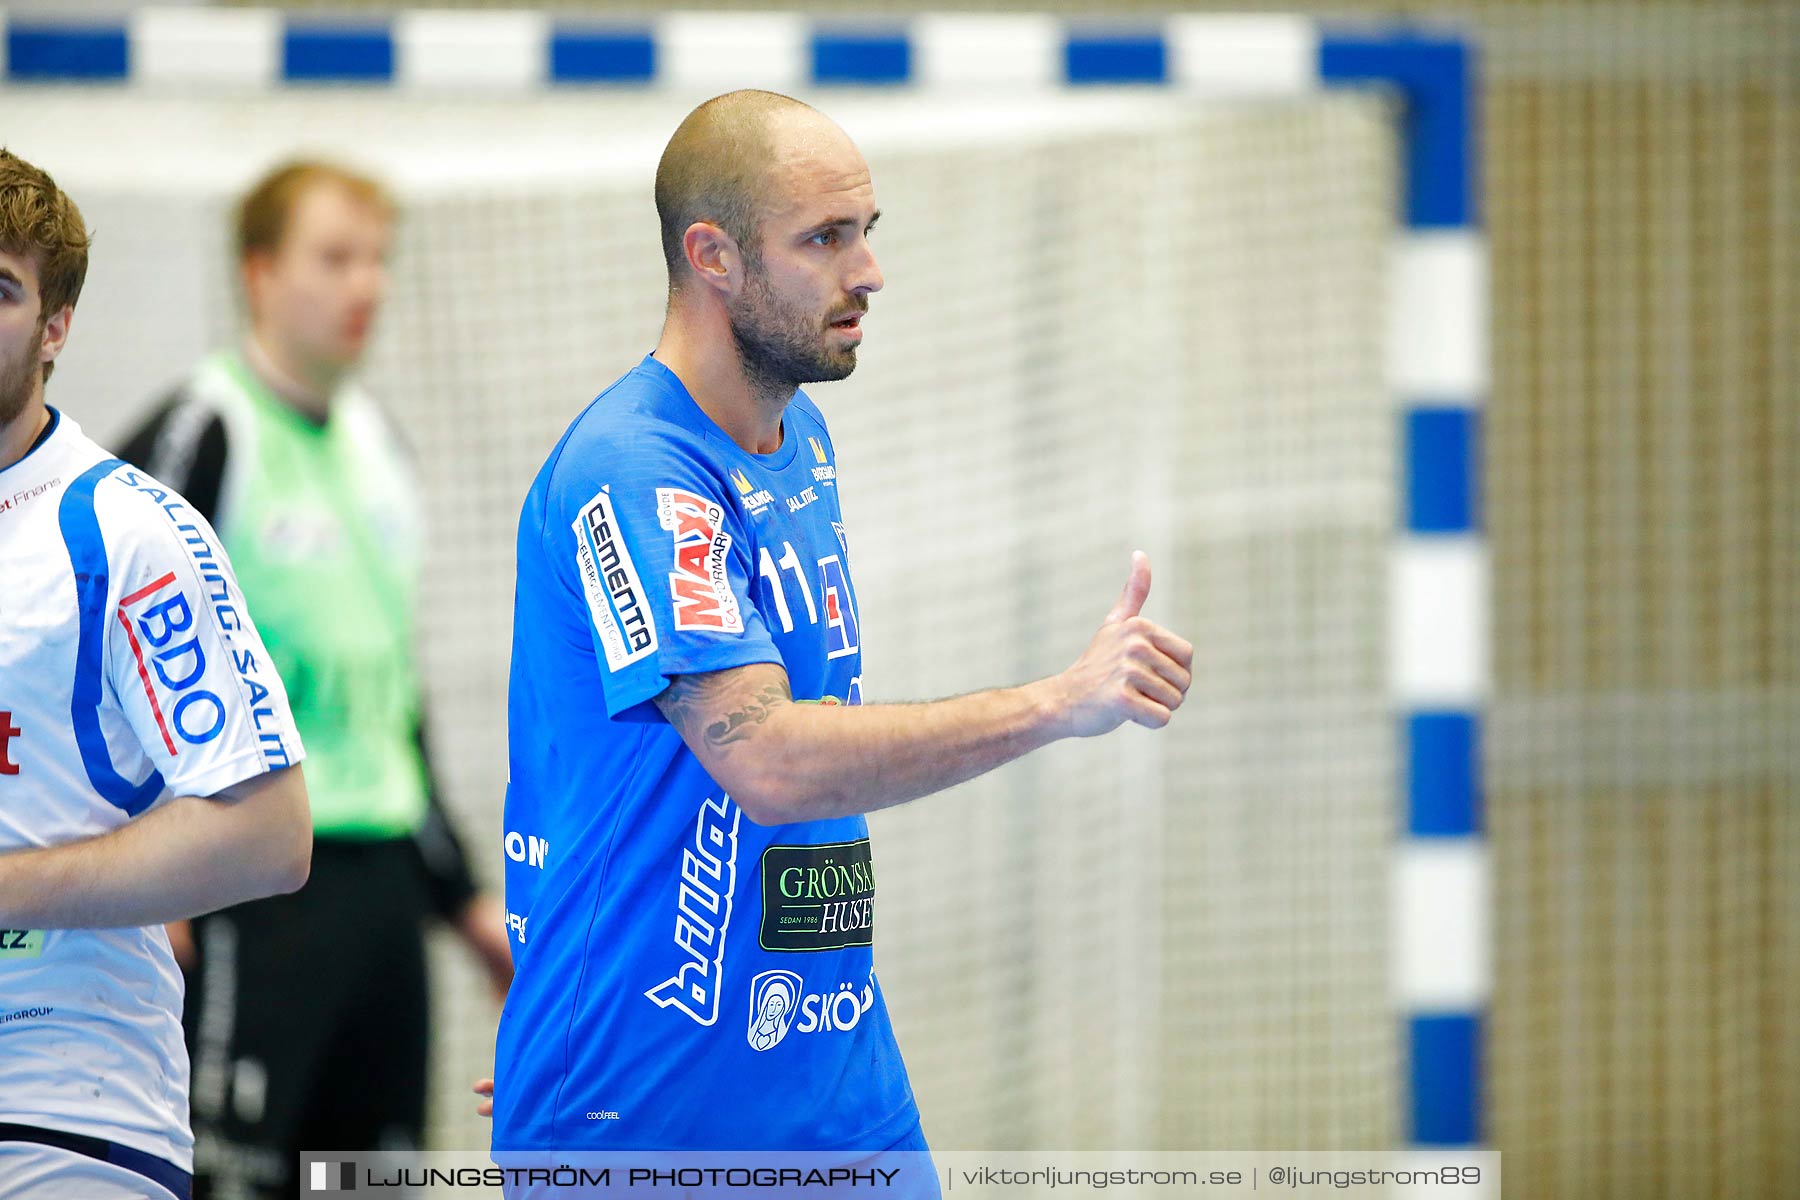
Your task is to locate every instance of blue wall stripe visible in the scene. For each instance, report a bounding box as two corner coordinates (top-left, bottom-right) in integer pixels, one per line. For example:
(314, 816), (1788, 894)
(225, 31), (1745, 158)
(59, 459), (167, 817)
(283, 25), (394, 83)
(1065, 33), (1167, 84)
(6, 25), (129, 81)
(812, 31), (910, 85)
(1319, 35), (1475, 228)
(1405, 406), (1480, 533)
(1409, 1013), (1482, 1144)
(1405, 711), (1481, 837)
(550, 28), (655, 83)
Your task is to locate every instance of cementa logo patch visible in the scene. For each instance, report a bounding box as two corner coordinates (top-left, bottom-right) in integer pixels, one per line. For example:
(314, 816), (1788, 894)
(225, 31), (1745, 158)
(573, 486), (658, 672)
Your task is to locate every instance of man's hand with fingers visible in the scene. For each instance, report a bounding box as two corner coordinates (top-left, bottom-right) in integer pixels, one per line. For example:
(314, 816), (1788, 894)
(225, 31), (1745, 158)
(1046, 551), (1194, 737)
(473, 1077), (494, 1118)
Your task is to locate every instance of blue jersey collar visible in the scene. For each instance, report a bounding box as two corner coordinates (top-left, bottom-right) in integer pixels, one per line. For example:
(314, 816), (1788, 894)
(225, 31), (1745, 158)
(637, 354), (801, 471)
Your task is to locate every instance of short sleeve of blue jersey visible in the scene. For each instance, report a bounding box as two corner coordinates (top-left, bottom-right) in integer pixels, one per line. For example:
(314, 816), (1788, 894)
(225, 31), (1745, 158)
(553, 431), (782, 720)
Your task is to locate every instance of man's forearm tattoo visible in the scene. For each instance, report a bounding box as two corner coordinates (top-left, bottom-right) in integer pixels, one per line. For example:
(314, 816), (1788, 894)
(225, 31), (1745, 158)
(654, 671), (791, 752)
(702, 684), (790, 748)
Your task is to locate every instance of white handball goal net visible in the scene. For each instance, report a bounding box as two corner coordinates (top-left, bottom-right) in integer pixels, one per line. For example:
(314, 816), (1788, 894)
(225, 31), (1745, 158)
(6, 85), (1399, 1153)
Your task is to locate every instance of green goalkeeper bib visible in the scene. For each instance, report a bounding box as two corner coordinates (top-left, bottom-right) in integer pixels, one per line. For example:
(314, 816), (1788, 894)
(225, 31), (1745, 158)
(192, 351), (430, 839)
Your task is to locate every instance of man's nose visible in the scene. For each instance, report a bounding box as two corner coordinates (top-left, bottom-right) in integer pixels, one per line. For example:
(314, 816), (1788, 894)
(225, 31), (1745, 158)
(850, 243), (883, 296)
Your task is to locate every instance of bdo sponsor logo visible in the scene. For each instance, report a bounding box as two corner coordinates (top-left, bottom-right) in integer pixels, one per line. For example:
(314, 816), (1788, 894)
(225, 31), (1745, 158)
(117, 572), (226, 749)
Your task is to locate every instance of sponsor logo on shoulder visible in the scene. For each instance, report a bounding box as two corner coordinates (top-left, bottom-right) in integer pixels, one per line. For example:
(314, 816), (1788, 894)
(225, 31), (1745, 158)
(113, 471), (294, 768)
(808, 436), (836, 486)
(728, 468), (776, 516)
(116, 571), (226, 753)
(657, 488), (745, 633)
(573, 486), (658, 671)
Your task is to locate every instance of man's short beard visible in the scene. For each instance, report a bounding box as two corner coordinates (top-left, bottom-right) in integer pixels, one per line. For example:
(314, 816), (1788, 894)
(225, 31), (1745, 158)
(727, 262), (858, 398)
(0, 322), (45, 427)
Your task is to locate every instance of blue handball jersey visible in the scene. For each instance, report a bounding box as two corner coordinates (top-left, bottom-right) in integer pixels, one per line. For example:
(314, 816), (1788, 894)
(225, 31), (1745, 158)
(493, 355), (919, 1152)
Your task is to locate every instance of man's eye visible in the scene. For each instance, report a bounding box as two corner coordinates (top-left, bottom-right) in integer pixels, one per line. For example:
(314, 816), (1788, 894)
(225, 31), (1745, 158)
(811, 231), (837, 247)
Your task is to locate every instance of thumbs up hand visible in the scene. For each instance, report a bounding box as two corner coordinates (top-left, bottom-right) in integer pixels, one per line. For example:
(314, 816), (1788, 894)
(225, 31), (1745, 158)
(1105, 549), (1154, 626)
(1047, 551), (1194, 738)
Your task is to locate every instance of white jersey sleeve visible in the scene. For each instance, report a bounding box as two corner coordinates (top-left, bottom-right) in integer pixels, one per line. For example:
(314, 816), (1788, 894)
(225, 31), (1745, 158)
(85, 463), (303, 804)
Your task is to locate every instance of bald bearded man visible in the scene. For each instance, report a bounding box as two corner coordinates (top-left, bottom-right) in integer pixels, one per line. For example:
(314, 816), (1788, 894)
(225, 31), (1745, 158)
(492, 91), (1192, 1167)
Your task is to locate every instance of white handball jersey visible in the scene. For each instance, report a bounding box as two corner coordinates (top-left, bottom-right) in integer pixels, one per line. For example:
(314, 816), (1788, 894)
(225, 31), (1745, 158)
(0, 408), (304, 1173)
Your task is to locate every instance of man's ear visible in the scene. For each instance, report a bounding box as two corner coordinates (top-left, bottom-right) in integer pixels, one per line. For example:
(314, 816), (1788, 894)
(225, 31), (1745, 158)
(682, 222), (741, 297)
(240, 250), (274, 322)
(38, 305), (73, 366)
